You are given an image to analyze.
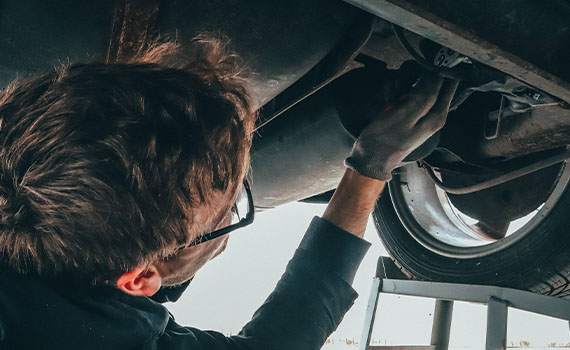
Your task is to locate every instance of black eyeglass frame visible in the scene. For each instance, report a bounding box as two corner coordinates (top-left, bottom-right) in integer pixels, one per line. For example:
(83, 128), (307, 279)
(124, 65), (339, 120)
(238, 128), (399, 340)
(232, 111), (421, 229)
(189, 180), (254, 247)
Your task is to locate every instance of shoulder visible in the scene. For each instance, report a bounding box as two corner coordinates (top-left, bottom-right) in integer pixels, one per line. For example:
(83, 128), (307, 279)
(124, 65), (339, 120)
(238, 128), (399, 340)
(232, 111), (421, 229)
(0, 269), (170, 349)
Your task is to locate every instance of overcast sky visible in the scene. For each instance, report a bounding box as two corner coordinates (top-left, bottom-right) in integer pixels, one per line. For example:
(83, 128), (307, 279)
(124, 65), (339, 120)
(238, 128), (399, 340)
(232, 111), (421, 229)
(167, 201), (570, 349)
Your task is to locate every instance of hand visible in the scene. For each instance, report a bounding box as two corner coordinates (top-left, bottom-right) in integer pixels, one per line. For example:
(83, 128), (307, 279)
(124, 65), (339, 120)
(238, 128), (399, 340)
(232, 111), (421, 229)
(345, 74), (459, 180)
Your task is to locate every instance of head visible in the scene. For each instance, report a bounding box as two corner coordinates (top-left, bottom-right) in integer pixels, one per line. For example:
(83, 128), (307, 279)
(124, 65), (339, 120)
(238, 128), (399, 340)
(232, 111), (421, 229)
(0, 37), (256, 293)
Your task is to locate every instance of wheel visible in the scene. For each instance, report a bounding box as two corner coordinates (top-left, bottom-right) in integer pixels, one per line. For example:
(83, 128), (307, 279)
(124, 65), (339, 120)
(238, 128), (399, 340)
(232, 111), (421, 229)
(373, 161), (570, 297)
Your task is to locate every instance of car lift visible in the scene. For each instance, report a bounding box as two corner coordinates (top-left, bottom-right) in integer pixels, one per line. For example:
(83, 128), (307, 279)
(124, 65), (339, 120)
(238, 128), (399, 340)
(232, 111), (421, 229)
(360, 257), (570, 350)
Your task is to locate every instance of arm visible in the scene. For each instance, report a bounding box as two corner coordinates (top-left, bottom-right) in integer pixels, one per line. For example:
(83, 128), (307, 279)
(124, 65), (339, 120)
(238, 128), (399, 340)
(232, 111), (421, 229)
(323, 169), (385, 238)
(157, 215), (371, 350)
(156, 173), (375, 349)
(155, 74), (458, 350)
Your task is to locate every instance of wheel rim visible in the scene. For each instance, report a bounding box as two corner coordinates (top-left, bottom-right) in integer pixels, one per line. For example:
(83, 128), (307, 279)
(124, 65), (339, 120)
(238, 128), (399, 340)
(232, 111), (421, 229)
(388, 162), (570, 259)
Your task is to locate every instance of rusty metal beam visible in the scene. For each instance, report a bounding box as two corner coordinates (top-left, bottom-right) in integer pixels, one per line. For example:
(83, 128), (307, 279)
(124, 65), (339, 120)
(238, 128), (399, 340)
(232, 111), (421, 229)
(343, 0), (570, 103)
(106, 0), (160, 64)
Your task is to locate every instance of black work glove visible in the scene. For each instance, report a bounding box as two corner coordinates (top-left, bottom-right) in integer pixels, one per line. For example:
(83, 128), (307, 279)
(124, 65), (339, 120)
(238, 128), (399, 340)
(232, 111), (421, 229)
(345, 74), (458, 181)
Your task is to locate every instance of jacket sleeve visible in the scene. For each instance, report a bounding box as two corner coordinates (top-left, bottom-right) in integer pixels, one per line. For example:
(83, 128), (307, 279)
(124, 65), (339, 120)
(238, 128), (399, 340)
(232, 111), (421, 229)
(154, 217), (371, 350)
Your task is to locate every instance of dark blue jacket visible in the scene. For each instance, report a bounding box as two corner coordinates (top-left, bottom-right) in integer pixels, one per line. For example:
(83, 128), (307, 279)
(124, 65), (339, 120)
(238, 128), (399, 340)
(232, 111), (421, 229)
(0, 217), (370, 349)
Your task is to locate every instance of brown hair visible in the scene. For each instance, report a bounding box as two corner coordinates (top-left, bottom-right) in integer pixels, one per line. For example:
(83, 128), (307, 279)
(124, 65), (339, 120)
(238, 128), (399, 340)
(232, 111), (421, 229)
(0, 37), (255, 283)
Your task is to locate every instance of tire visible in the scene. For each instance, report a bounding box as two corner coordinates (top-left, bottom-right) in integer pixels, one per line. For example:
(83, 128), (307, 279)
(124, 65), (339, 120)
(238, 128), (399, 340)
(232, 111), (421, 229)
(373, 162), (570, 297)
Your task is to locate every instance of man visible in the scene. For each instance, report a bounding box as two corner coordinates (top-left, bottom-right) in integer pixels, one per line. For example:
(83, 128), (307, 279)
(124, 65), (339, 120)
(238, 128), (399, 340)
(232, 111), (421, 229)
(0, 38), (457, 349)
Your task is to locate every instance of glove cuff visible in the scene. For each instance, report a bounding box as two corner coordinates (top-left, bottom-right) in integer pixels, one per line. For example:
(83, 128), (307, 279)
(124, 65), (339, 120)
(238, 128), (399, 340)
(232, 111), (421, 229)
(345, 154), (393, 181)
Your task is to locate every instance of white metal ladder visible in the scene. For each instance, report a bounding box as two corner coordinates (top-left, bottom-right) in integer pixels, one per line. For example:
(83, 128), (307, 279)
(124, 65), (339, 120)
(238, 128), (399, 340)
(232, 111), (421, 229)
(360, 257), (570, 350)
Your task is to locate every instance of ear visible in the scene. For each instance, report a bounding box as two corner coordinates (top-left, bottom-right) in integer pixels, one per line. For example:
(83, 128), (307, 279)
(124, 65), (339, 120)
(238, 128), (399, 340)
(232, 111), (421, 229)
(117, 265), (162, 297)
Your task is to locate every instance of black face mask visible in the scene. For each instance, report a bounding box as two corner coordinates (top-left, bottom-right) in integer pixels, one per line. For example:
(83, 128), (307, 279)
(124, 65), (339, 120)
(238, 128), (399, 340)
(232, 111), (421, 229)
(149, 278), (193, 303)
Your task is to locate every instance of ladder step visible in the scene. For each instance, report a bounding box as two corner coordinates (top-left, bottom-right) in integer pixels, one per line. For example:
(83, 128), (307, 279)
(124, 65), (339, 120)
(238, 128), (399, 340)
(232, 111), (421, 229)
(368, 346), (436, 350)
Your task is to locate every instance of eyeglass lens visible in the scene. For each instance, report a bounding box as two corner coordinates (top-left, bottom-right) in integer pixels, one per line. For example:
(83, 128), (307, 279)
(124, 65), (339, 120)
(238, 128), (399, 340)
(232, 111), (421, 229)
(231, 186), (249, 224)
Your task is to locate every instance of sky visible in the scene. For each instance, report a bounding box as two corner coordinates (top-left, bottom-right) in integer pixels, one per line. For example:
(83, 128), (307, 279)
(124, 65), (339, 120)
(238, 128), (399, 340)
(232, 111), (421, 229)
(166, 201), (570, 349)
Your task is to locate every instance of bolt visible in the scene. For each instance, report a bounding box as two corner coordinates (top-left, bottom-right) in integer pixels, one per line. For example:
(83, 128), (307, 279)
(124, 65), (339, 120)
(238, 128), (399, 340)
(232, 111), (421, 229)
(533, 93), (541, 101)
(436, 55), (446, 66)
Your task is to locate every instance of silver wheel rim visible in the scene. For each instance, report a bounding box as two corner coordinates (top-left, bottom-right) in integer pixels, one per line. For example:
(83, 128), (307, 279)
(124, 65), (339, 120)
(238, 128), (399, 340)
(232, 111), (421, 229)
(388, 162), (570, 259)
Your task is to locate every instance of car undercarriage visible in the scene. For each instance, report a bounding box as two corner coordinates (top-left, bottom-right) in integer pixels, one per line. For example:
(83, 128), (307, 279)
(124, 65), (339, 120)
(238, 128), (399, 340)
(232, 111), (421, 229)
(2, 0), (570, 296)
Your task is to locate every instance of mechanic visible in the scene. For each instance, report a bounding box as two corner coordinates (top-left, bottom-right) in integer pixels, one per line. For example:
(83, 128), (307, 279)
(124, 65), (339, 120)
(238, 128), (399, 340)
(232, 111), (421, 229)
(0, 38), (457, 349)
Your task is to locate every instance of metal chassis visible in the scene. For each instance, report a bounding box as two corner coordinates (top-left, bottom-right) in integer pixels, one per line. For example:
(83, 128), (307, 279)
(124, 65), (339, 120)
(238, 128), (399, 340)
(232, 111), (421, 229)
(343, 0), (570, 104)
(360, 257), (570, 350)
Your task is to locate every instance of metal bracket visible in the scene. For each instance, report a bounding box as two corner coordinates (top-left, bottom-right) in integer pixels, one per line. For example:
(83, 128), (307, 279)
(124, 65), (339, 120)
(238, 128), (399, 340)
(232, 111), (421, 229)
(433, 47), (471, 68)
(484, 95), (506, 140)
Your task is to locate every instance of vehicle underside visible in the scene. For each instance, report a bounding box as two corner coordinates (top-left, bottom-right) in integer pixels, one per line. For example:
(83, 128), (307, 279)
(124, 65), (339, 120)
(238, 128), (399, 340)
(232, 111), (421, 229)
(2, 0), (570, 296)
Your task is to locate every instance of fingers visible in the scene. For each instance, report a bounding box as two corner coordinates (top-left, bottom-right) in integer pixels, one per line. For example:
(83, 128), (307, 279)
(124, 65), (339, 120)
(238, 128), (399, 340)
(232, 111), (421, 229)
(394, 73), (443, 124)
(387, 61), (424, 100)
(414, 79), (459, 135)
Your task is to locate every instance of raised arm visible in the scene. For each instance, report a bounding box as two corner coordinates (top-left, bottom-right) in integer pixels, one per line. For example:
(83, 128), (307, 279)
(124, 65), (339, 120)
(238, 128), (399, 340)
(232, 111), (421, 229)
(156, 74), (458, 350)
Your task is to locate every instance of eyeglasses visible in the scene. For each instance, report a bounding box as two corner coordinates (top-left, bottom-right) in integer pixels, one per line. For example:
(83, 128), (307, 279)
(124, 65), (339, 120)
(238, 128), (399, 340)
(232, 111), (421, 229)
(189, 180), (254, 247)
